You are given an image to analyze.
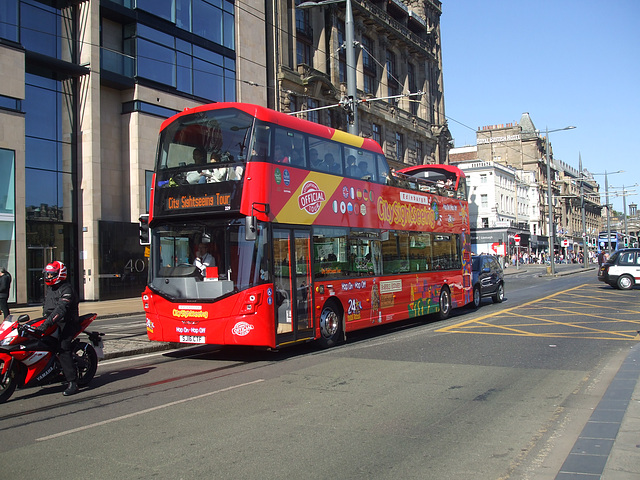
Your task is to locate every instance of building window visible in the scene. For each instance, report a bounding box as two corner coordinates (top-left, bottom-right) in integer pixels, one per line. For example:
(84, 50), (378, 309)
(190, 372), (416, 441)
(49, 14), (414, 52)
(124, 23), (236, 102)
(481, 194), (488, 208)
(395, 132), (404, 163)
(362, 36), (376, 95)
(0, 149), (15, 303)
(24, 74), (73, 222)
(408, 63), (418, 115)
(307, 99), (319, 124)
(20, 0), (63, 58)
(337, 21), (346, 84)
(480, 174), (487, 183)
(386, 50), (398, 101)
(0, 0), (18, 42)
(482, 218), (489, 228)
(296, 3), (313, 66)
(415, 140), (423, 165)
(133, 0), (235, 50)
(372, 123), (381, 146)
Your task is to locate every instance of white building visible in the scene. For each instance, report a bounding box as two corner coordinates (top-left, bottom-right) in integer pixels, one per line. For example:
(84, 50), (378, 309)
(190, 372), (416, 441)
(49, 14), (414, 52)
(451, 150), (545, 257)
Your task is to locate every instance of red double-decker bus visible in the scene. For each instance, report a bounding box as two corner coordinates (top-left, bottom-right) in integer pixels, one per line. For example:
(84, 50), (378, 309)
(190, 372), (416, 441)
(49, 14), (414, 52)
(142, 103), (471, 349)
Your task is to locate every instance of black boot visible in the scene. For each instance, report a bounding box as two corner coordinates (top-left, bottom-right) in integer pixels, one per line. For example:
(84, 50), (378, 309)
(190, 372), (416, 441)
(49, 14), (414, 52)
(63, 381), (79, 396)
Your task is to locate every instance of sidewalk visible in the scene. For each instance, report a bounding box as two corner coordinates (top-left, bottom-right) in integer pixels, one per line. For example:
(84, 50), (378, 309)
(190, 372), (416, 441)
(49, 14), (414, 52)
(9, 296), (145, 321)
(7, 297), (171, 360)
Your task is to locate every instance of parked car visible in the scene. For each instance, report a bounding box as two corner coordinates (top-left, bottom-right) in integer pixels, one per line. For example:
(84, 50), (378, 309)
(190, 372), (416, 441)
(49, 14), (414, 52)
(470, 255), (505, 308)
(598, 248), (640, 290)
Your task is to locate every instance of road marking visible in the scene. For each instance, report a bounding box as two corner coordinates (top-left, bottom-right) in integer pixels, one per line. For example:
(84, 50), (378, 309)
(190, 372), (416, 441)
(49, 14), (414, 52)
(36, 379), (264, 442)
(436, 284), (640, 340)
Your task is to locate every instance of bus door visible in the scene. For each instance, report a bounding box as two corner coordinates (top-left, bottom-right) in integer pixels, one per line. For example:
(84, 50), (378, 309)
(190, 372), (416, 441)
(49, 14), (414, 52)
(273, 228), (314, 345)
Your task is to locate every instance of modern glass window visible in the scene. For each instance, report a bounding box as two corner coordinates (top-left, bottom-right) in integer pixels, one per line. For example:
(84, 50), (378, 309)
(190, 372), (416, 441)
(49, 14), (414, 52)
(136, 0), (174, 22)
(136, 37), (176, 86)
(125, 23), (235, 102)
(130, 0), (234, 50)
(193, 0), (224, 45)
(24, 74), (74, 222)
(20, 0), (62, 58)
(0, 149), (16, 303)
(0, 149), (15, 216)
(0, 0), (18, 42)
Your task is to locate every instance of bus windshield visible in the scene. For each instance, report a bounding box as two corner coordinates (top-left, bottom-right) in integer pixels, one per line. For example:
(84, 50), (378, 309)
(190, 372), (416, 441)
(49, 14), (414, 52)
(156, 108), (254, 187)
(149, 219), (269, 301)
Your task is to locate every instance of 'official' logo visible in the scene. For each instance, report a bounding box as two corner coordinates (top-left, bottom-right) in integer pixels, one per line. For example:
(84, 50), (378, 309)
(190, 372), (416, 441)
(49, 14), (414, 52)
(298, 181), (326, 214)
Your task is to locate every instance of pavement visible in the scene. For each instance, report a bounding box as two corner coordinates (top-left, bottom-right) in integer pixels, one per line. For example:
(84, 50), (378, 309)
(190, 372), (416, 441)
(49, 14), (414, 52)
(6, 265), (638, 479)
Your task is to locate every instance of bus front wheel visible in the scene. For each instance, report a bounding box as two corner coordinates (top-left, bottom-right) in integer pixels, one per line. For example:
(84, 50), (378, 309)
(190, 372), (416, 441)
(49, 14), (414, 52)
(438, 287), (452, 320)
(318, 303), (343, 349)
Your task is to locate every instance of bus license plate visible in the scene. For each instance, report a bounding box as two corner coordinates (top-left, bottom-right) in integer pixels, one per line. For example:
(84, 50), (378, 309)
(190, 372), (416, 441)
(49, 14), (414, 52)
(180, 335), (206, 344)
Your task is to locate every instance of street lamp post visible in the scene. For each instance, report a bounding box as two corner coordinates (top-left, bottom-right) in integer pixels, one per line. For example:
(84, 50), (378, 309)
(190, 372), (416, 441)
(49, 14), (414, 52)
(544, 126), (576, 275)
(605, 171), (611, 256)
(298, 0), (358, 134)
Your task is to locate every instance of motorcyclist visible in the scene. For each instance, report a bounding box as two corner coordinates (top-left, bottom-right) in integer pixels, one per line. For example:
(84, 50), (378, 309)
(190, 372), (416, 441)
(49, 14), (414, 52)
(35, 261), (80, 396)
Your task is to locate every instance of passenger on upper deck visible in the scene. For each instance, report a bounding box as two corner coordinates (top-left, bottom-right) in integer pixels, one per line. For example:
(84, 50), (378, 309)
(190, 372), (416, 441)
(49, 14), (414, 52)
(274, 144), (290, 163)
(309, 149), (321, 168)
(186, 148), (208, 184)
(322, 153), (341, 174)
(201, 151), (227, 182)
(346, 155), (358, 176)
(358, 161), (372, 180)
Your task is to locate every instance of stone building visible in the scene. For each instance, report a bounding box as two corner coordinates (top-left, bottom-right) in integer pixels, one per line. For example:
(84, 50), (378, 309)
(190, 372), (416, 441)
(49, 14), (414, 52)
(451, 112), (602, 257)
(272, 0), (450, 169)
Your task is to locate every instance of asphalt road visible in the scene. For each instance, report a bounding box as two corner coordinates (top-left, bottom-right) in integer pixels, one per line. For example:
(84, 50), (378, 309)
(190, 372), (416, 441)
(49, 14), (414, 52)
(1, 267), (637, 480)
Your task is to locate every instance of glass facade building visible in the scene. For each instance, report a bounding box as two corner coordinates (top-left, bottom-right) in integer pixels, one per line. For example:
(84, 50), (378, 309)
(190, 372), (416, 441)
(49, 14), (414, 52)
(0, 0), (243, 303)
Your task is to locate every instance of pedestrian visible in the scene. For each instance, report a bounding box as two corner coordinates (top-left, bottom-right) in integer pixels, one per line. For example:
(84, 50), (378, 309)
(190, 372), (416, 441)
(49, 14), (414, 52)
(0, 267), (11, 318)
(597, 250), (605, 267)
(35, 261), (80, 396)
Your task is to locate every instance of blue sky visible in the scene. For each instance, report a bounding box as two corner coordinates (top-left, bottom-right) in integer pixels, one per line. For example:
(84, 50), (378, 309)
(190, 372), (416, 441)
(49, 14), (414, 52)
(440, 0), (640, 213)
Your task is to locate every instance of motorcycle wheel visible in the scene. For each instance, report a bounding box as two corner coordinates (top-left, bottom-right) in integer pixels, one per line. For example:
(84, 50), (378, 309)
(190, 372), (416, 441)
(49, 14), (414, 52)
(74, 342), (98, 387)
(0, 360), (18, 404)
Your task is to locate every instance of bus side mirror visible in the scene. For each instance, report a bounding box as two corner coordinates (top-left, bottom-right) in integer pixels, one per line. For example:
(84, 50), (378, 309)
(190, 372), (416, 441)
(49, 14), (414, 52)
(245, 215), (257, 241)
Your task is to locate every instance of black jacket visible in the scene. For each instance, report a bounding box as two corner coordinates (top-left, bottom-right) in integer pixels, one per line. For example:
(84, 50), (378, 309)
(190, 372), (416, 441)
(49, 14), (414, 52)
(42, 281), (79, 331)
(0, 272), (11, 299)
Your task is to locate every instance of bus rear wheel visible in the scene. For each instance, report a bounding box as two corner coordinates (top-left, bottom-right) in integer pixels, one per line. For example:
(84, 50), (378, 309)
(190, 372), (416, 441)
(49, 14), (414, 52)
(438, 287), (451, 320)
(318, 303), (343, 349)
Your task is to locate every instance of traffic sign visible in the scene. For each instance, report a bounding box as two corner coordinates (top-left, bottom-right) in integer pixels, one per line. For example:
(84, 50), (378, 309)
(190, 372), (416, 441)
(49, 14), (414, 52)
(514, 234), (520, 245)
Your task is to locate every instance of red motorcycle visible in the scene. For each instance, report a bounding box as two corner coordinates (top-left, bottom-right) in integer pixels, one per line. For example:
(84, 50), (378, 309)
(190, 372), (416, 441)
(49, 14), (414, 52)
(0, 313), (104, 403)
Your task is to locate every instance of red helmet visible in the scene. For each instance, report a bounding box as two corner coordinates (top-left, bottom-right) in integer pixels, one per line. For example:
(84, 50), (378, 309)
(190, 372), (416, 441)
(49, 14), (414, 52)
(44, 261), (67, 286)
